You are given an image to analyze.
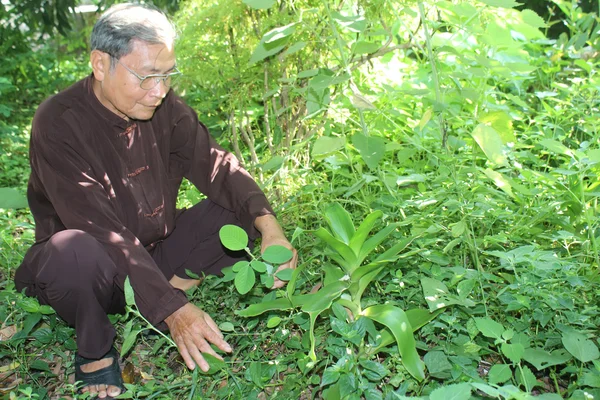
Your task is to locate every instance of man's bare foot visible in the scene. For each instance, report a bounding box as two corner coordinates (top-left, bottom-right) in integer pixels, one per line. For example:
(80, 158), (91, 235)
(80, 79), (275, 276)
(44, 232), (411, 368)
(77, 351), (123, 398)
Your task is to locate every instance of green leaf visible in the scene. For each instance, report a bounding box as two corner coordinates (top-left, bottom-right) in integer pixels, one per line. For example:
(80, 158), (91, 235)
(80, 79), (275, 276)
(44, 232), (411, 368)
(250, 260), (266, 273)
(424, 351), (452, 379)
(232, 260), (250, 272)
(358, 359), (389, 381)
(219, 322), (235, 332)
(121, 323), (141, 357)
(321, 368), (340, 387)
(421, 277), (475, 311)
(29, 359), (52, 372)
(471, 124), (507, 166)
(474, 317), (505, 340)
(482, 168), (515, 198)
(249, 23), (296, 64)
(357, 224), (400, 263)
(518, 365), (538, 392)
(349, 210), (383, 256)
(312, 136), (346, 157)
(267, 316), (281, 328)
(479, 0), (520, 8)
(332, 12), (367, 32)
(237, 298), (294, 317)
(352, 134), (386, 170)
(539, 139), (575, 158)
(234, 264), (256, 295)
(201, 353), (226, 375)
(124, 276), (135, 306)
(0, 187), (28, 209)
(262, 245), (293, 264)
(520, 9), (546, 28)
(219, 225), (248, 251)
(260, 155), (284, 171)
(501, 343), (524, 364)
(275, 268), (293, 281)
(324, 203), (355, 244)
(522, 348), (572, 370)
(363, 305), (425, 381)
(429, 383), (472, 400)
(352, 41), (381, 54)
(562, 331), (600, 363)
(301, 281), (346, 313)
(313, 227), (357, 270)
(488, 364), (512, 384)
(242, 0), (275, 9)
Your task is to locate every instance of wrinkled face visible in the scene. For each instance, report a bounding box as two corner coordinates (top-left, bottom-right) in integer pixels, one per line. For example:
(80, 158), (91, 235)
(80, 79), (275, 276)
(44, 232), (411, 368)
(93, 40), (176, 121)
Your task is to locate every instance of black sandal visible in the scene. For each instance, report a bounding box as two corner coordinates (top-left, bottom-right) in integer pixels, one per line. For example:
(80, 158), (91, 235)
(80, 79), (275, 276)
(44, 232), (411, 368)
(75, 346), (125, 397)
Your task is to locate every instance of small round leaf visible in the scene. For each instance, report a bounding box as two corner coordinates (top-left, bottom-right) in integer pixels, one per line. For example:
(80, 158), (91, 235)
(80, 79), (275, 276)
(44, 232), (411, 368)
(275, 268), (294, 281)
(262, 245), (293, 264)
(251, 260), (267, 273)
(267, 316), (282, 328)
(219, 225), (249, 251)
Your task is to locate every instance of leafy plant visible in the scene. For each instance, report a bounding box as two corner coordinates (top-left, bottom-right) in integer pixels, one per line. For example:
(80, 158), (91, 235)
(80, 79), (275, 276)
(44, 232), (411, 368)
(236, 202), (440, 381)
(218, 224), (294, 293)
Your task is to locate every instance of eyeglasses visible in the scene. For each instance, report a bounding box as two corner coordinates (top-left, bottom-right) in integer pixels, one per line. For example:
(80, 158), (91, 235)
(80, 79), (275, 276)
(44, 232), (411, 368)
(115, 59), (181, 90)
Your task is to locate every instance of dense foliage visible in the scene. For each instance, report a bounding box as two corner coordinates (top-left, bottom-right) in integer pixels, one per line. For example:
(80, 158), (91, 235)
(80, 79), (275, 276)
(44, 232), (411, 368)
(1, 0), (599, 399)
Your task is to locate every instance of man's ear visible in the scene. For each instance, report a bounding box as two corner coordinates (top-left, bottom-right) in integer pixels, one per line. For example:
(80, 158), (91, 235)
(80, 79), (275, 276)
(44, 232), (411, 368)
(90, 50), (109, 82)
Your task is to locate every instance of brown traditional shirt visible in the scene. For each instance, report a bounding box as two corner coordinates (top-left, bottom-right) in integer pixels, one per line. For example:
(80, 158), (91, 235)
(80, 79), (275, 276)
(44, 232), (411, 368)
(24, 75), (274, 326)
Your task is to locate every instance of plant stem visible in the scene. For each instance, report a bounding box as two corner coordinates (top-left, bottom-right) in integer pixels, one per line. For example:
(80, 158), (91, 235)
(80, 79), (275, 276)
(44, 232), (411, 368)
(417, 2), (447, 147)
(126, 305), (177, 348)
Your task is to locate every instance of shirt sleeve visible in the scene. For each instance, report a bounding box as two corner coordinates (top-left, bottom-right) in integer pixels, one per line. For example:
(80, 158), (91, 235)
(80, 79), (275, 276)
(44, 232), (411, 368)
(169, 100), (274, 238)
(30, 120), (188, 326)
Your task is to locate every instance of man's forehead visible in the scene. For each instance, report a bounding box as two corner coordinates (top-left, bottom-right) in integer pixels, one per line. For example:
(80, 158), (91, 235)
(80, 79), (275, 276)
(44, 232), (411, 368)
(127, 41), (176, 73)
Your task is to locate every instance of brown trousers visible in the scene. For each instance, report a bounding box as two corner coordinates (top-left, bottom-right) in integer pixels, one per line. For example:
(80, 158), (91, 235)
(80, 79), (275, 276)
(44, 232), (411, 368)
(14, 200), (248, 359)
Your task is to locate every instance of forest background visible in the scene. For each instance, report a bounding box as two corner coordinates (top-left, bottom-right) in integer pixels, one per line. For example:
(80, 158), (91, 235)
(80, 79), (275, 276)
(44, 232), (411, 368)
(1, 0), (600, 399)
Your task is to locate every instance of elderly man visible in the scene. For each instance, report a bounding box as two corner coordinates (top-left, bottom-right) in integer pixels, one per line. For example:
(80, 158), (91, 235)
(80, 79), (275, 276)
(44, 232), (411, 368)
(14, 3), (296, 398)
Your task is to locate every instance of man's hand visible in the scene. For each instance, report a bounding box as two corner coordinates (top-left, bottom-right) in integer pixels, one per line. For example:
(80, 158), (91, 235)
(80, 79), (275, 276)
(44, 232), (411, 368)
(255, 214), (298, 289)
(164, 303), (232, 372)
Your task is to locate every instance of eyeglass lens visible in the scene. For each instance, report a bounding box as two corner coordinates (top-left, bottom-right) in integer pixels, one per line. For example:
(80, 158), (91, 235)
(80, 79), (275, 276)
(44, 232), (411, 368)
(140, 74), (179, 90)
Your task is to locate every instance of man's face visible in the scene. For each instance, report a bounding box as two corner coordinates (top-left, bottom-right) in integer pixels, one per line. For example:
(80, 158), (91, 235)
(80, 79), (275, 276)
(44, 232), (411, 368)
(95, 40), (176, 121)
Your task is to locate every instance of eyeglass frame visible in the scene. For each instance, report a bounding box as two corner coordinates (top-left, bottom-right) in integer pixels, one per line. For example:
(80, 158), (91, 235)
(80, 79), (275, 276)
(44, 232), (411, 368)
(108, 54), (182, 90)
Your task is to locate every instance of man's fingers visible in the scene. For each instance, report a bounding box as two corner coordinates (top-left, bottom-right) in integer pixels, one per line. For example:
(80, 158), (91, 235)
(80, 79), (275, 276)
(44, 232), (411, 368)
(202, 312), (225, 340)
(175, 337), (196, 370)
(186, 338), (211, 372)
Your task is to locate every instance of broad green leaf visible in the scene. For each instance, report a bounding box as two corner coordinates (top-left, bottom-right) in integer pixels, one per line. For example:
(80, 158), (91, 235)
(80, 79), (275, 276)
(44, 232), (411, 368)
(479, 111), (515, 143)
(474, 317), (505, 340)
(201, 353), (226, 375)
(501, 343), (524, 364)
(482, 168), (515, 198)
(275, 268), (293, 281)
(124, 276), (135, 306)
(249, 23), (297, 64)
(321, 368), (340, 387)
(237, 298), (294, 317)
(314, 227), (357, 270)
(470, 383), (501, 398)
(429, 383), (472, 400)
(312, 136), (346, 157)
(522, 348), (572, 370)
(324, 203), (355, 244)
(358, 359), (389, 381)
(0, 187), (28, 209)
(235, 264), (256, 295)
(424, 351), (452, 379)
(352, 134), (386, 170)
(267, 316), (281, 328)
(356, 224), (399, 264)
(562, 331), (600, 362)
(421, 277), (475, 311)
(262, 245), (293, 264)
(250, 260), (266, 273)
(372, 236), (415, 264)
(517, 365), (538, 392)
(301, 281), (346, 313)
(471, 124), (507, 166)
(539, 139), (574, 158)
(282, 41), (306, 58)
(232, 260), (250, 272)
(349, 210), (383, 256)
(260, 156), (284, 171)
(242, 0), (275, 9)
(332, 12), (367, 32)
(219, 225), (248, 251)
(520, 9), (546, 28)
(353, 264), (385, 302)
(479, 0), (521, 8)
(121, 323), (141, 357)
(218, 322), (235, 332)
(363, 305), (425, 381)
(352, 41), (380, 54)
(488, 364), (512, 384)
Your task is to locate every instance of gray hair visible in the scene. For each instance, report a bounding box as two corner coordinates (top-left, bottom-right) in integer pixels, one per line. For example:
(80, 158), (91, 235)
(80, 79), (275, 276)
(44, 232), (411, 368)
(91, 3), (177, 68)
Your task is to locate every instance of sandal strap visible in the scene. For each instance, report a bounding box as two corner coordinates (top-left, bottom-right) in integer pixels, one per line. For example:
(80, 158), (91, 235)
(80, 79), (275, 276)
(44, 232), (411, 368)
(75, 346), (124, 390)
